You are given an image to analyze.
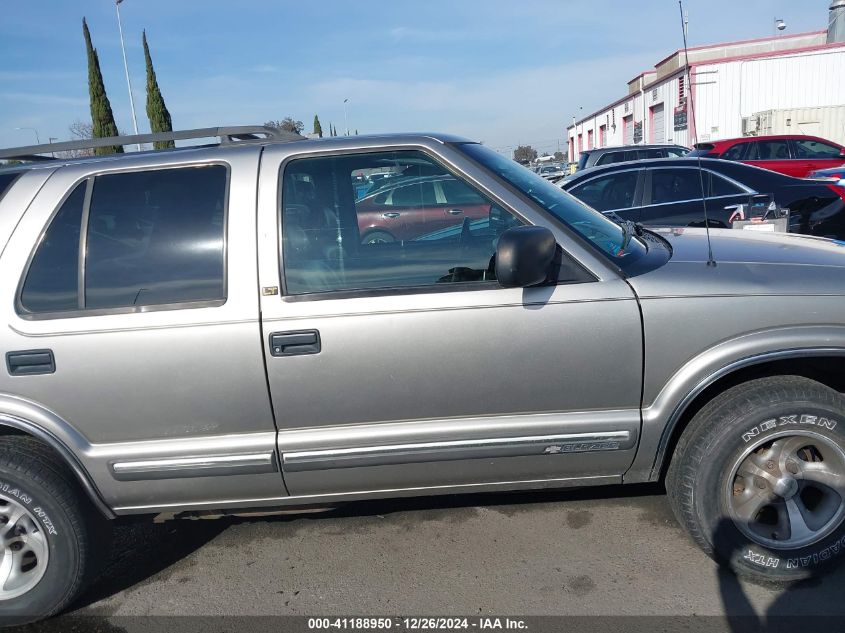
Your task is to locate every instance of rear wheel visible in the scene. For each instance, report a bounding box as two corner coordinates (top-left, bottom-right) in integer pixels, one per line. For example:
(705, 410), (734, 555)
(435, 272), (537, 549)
(0, 437), (108, 625)
(667, 376), (845, 581)
(361, 230), (395, 245)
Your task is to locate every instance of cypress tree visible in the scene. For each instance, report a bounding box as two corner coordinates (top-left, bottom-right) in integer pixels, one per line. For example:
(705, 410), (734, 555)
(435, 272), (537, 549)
(143, 30), (174, 149)
(83, 18), (122, 155)
(313, 115), (323, 138)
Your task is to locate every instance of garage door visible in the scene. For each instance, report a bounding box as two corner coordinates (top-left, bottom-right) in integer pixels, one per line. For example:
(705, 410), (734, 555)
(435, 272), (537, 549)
(652, 104), (665, 144)
(623, 115), (633, 145)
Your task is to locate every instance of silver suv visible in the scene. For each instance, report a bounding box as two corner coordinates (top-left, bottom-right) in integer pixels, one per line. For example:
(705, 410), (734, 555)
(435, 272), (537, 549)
(1, 127), (844, 623)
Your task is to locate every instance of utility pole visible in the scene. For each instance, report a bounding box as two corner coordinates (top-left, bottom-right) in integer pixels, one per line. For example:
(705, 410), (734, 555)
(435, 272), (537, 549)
(343, 98), (350, 136)
(115, 0), (141, 150)
(15, 127), (40, 144)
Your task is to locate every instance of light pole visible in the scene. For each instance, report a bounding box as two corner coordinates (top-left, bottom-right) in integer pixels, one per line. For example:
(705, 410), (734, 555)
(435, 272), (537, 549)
(15, 127), (40, 145)
(343, 98), (349, 136)
(115, 0), (141, 151)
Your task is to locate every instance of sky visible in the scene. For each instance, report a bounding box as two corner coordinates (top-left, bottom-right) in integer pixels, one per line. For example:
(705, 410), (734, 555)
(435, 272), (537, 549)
(0, 1), (827, 155)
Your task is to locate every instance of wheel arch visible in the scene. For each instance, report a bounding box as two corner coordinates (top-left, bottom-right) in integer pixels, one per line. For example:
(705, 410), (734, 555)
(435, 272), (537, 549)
(0, 411), (114, 520)
(645, 348), (845, 483)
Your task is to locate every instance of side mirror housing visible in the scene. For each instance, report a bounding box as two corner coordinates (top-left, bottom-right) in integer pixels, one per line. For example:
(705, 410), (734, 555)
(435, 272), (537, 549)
(495, 226), (557, 288)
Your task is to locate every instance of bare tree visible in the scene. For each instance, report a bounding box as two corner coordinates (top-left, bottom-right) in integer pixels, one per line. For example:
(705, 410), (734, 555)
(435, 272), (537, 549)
(265, 117), (304, 135)
(56, 120), (130, 158)
(54, 121), (96, 158)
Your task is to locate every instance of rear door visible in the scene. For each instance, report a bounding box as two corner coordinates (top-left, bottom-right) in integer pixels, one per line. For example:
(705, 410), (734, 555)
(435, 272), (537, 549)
(744, 139), (800, 177)
(639, 167), (749, 227)
(256, 141), (643, 497)
(0, 146), (282, 512)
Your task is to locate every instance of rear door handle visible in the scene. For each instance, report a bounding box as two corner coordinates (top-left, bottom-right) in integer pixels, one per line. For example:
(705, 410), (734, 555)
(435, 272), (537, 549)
(382, 212), (400, 219)
(6, 349), (55, 376)
(447, 208), (464, 215)
(269, 330), (321, 357)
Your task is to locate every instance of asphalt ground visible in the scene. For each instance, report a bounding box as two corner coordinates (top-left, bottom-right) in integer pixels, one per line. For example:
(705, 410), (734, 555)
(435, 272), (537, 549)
(15, 483), (845, 632)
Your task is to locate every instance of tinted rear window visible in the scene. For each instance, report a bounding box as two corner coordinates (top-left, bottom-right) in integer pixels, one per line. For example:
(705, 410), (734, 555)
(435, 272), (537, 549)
(20, 182), (86, 313)
(85, 165), (227, 309)
(20, 164), (228, 315)
(576, 152), (592, 170)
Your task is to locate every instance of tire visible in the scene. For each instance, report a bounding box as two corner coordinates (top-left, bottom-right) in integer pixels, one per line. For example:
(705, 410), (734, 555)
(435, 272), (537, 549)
(0, 436), (108, 625)
(667, 375), (845, 582)
(361, 230), (395, 245)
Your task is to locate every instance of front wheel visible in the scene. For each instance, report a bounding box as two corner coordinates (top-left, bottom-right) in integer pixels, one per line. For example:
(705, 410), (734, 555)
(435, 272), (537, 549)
(667, 375), (845, 582)
(0, 437), (107, 625)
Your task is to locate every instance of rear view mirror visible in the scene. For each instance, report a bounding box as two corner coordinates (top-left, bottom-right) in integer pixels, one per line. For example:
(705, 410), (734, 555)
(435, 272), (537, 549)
(495, 226), (557, 288)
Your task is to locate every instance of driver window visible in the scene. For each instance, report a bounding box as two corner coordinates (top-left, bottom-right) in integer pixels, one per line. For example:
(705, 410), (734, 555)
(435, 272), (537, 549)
(280, 150), (524, 295)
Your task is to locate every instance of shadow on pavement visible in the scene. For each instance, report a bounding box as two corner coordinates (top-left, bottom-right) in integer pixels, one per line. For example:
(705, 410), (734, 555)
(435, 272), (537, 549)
(713, 518), (845, 630)
(71, 483), (664, 610)
(71, 517), (231, 611)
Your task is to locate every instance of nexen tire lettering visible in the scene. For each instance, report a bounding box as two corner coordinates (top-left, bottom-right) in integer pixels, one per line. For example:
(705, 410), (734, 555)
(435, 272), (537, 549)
(742, 414), (838, 443)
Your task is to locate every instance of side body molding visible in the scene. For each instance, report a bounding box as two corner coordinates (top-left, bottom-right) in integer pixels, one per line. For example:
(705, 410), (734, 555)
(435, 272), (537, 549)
(626, 324), (845, 483)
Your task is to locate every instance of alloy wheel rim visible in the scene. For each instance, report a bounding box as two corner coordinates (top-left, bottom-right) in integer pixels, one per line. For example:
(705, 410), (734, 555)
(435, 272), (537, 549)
(0, 493), (49, 600)
(726, 430), (845, 550)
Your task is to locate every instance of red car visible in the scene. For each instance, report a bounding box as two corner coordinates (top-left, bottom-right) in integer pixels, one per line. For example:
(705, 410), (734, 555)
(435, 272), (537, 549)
(355, 175), (491, 243)
(689, 135), (845, 178)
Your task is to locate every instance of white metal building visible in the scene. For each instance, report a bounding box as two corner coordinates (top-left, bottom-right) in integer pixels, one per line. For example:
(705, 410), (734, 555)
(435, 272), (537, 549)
(566, 1), (845, 163)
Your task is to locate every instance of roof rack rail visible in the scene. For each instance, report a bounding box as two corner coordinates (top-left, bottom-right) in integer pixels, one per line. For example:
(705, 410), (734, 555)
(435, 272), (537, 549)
(0, 125), (303, 162)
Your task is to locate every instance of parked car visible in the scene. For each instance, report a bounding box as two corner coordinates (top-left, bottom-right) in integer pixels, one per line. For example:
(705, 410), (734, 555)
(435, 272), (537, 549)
(575, 144), (689, 172)
(688, 135), (845, 178)
(353, 174), (492, 243)
(2, 127), (845, 622)
(536, 162), (568, 180)
(561, 157), (845, 239)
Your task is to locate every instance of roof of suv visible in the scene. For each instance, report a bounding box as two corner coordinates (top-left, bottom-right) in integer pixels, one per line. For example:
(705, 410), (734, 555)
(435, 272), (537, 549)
(582, 144), (688, 156)
(0, 132), (476, 174)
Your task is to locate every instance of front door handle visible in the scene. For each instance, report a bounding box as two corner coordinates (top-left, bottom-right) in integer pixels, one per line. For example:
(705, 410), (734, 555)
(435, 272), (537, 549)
(269, 330), (321, 357)
(382, 212), (400, 219)
(6, 349), (55, 376)
(447, 208), (464, 216)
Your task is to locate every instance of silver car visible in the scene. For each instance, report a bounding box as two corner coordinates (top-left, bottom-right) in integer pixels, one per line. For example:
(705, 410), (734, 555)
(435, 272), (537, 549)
(1, 127), (845, 623)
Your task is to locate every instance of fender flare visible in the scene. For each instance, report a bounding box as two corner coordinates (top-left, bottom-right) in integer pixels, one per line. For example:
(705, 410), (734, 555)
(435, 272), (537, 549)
(644, 346), (845, 481)
(0, 413), (115, 519)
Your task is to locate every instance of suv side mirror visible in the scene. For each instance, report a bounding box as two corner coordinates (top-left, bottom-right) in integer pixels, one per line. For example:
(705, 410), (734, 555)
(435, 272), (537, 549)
(495, 226), (557, 288)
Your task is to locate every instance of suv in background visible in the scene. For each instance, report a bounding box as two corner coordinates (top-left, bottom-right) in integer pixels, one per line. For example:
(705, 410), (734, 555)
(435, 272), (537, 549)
(576, 144), (689, 172)
(689, 135), (845, 178)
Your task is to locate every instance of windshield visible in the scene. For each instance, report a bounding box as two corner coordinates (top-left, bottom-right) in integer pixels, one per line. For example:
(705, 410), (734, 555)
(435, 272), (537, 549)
(458, 143), (639, 261)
